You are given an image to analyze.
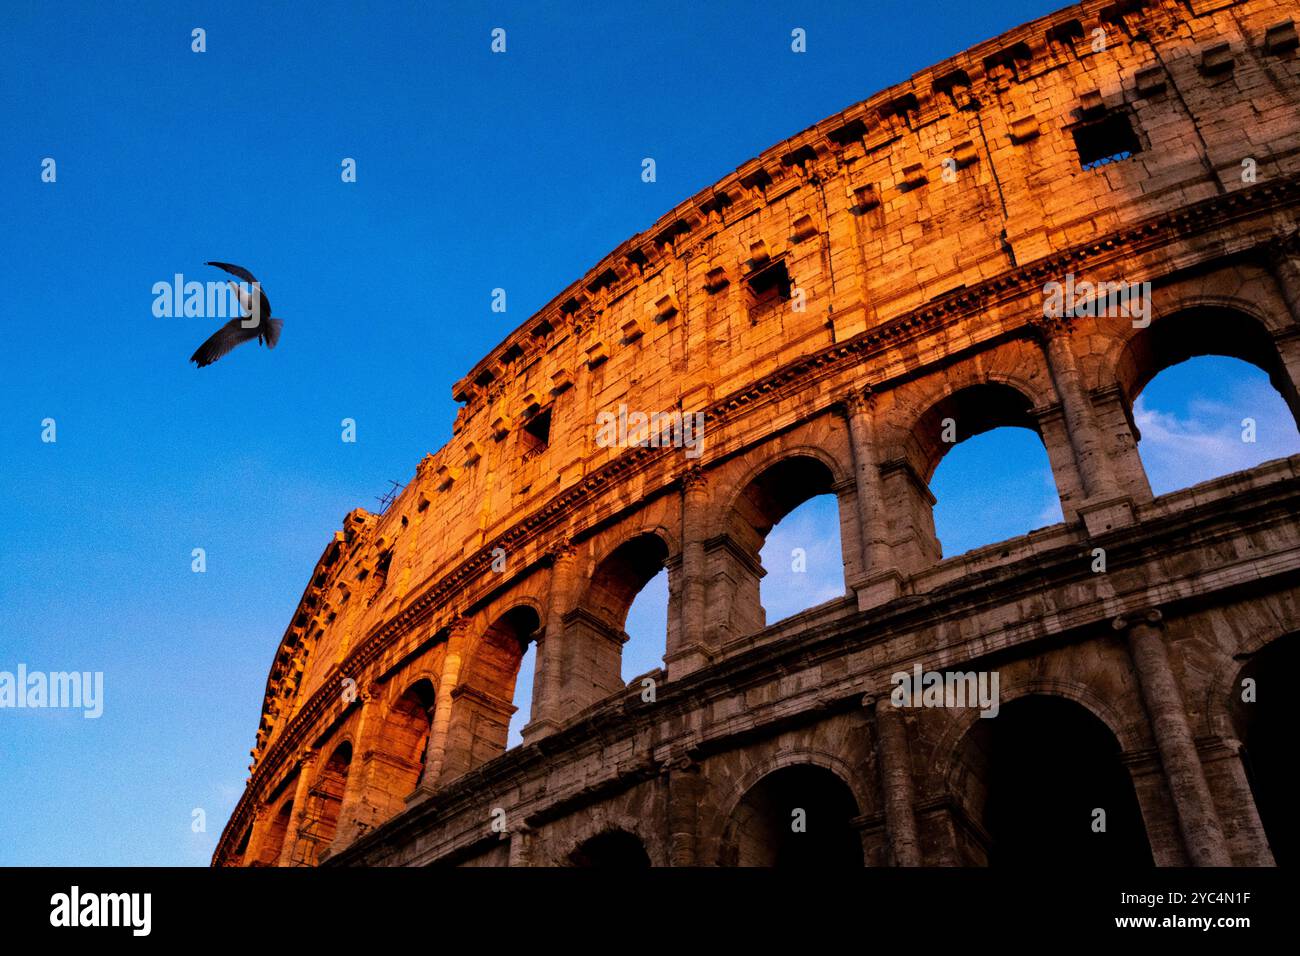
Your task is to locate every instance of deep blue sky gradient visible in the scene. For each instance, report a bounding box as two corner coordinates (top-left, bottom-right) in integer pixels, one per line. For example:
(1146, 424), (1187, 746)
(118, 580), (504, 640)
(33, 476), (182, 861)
(3, 1), (1296, 866)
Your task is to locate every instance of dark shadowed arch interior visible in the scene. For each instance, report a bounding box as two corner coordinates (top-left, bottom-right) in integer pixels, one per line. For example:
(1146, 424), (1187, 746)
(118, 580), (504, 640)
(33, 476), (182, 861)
(587, 534), (670, 632)
(722, 764), (863, 867)
(474, 606), (541, 706)
(255, 797), (295, 866)
(1229, 635), (1297, 865)
(952, 695), (1152, 866)
(295, 741), (352, 865)
(385, 678), (436, 798)
(569, 830), (652, 867)
(455, 606), (541, 769)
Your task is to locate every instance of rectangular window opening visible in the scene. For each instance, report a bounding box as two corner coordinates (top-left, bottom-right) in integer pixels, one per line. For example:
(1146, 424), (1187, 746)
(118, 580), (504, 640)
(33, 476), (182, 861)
(1073, 112), (1141, 171)
(521, 408), (552, 459)
(746, 258), (792, 313)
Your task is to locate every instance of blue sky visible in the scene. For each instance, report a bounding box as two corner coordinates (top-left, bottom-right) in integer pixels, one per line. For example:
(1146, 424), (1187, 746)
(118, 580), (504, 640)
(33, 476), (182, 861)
(2, 1), (1296, 866)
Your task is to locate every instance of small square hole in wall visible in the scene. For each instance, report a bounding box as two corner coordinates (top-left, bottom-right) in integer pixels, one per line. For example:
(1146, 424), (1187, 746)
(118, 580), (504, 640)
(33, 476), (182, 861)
(521, 407), (552, 459)
(746, 258), (792, 313)
(1072, 112), (1141, 171)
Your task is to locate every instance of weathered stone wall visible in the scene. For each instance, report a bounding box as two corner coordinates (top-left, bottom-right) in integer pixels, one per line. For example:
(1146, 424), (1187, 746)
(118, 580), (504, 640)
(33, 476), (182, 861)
(216, 0), (1300, 867)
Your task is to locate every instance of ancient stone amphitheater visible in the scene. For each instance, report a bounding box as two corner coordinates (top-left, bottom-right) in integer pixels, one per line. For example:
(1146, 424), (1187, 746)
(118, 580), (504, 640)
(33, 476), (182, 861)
(216, 0), (1300, 867)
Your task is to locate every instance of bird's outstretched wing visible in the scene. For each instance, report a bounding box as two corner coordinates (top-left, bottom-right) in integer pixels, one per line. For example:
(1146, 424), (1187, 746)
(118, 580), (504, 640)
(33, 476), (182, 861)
(189, 317), (263, 368)
(206, 261), (272, 318)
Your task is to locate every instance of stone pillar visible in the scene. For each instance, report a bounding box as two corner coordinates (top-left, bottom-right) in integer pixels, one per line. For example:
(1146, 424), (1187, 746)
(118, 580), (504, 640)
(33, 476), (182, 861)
(1030, 403), (1086, 522)
(508, 824), (534, 867)
(1269, 327), (1300, 421)
(1200, 735), (1276, 866)
(1090, 384), (1154, 504)
(240, 806), (268, 867)
(668, 466), (712, 678)
(419, 617), (471, 789)
(522, 543), (577, 743)
(1034, 318), (1135, 534)
(666, 757), (703, 866)
(842, 389), (903, 609)
(278, 749), (317, 867)
(1120, 748), (1188, 866)
(869, 694), (922, 866)
(1265, 231), (1300, 324)
(877, 457), (940, 573)
(553, 609), (626, 716)
(328, 685), (381, 854)
(1114, 610), (1232, 866)
(441, 685), (516, 780)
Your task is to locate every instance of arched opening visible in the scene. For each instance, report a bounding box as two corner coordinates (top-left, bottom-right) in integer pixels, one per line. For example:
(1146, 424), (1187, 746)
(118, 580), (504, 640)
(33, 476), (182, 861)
(1229, 635), (1298, 865)
(930, 429), (1063, 556)
(1118, 307), (1300, 496)
(912, 383), (1064, 558)
(950, 695), (1152, 866)
(726, 455), (847, 638)
(571, 534), (669, 703)
(293, 741), (352, 866)
(622, 566), (668, 683)
(722, 764), (863, 867)
(254, 797), (294, 866)
(449, 606), (540, 775)
(386, 678), (436, 799)
(569, 830), (652, 867)
(758, 493), (844, 624)
(506, 641), (537, 748)
(1131, 357), (1300, 495)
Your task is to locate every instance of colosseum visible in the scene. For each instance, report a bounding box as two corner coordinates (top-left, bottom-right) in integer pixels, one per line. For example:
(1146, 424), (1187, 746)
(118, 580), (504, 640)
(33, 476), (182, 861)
(216, 0), (1299, 867)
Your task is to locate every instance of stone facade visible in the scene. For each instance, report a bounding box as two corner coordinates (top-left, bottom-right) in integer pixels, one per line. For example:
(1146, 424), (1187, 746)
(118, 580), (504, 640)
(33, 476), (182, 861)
(215, 0), (1300, 867)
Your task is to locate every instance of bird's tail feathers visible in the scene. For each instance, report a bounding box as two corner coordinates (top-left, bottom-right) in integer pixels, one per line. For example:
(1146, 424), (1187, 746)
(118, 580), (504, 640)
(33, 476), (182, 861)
(264, 318), (284, 349)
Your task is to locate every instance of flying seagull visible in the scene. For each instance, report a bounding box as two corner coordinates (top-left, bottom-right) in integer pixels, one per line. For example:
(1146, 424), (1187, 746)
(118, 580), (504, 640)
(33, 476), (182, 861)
(189, 262), (283, 367)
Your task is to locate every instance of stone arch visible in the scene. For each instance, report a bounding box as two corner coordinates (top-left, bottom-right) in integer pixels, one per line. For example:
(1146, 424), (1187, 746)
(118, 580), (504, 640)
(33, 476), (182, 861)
(941, 690), (1153, 866)
(555, 810), (661, 867)
(718, 747), (874, 825)
(1112, 304), (1299, 421)
(567, 828), (653, 867)
(716, 450), (852, 639)
(927, 675), (1146, 796)
(393, 662), (443, 704)
(717, 757), (865, 867)
(1201, 608), (1300, 739)
(883, 377), (1073, 561)
(1101, 302), (1300, 498)
(720, 442), (852, 521)
(582, 531), (673, 631)
(902, 381), (1044, 484)
(255, 796), (295, 866)
(546, 531), (674, 718)
(293, 739), (353, 866)
(444, 605), (542, 777)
